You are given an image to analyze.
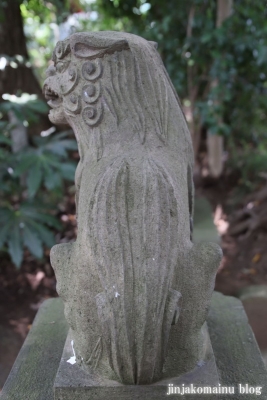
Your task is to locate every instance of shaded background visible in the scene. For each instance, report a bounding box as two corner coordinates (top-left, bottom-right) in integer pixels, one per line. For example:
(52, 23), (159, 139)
(1, 0), (267, 388)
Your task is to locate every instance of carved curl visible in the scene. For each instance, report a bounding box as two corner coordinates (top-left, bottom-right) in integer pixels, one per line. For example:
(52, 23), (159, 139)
(82, 60), (103, 81)
(82, 82), (101, 104)
(63, 93), (81, 116)
(61, 65), (79, 95)
(53, 40), (71, 62)
(82, 103), (103, 126)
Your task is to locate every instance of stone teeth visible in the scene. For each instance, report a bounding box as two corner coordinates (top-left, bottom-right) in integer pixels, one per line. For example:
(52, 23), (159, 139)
(45, 87), (59, 99)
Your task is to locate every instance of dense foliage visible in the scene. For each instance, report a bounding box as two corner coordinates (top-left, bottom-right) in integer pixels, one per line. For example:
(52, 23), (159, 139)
(96, 0), (267, 177)
(0, 97), (77, 266)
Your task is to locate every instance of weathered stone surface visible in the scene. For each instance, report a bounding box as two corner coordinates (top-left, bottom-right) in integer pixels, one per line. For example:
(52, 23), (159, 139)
(1, 295), (267, 399)
(240, 292), (267, 366)
(54, 326), (219, 400)
(238, 284), (267, 301)
(55, 293), (267, 399)
(44, 31), (222, 385)
(239, 286), (267, 367)
(0, 299), (68, 400)
(208, 292), (267, 399)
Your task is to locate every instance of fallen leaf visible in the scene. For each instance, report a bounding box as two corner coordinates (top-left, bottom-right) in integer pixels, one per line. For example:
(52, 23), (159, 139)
(25, 271), (45, 291)
(252, 253), (261, 263)
(248, 268), (257, 275)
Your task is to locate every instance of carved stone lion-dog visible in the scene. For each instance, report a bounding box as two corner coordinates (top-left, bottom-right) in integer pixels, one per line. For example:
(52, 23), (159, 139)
(44, 31), (222, 385)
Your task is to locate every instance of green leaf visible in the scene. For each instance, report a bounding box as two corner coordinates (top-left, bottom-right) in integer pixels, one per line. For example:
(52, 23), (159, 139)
(23, 225), (43, 259)
(0, 221), (12, 248)
(27, 164), (43, 197)
(50, 131), (73, 140)
(52, 139), (77, 150)
(8, 225), (23, 268)
(44, 142), (68, 157)
(201, 32), (213, 44)
(0, 134), (11, 145)
(26, 100), (48, 114)
(27, 219), (55, 247)
(0, 121), (8, 129)
(0, 207), (14, 223)
(57, 163), (76, 181)
(44, 168), (62, 189)
(20, 205), (61, 229)
(16, 153), (36, 175)
(11, 106), (25, 123)
(43, 138), (77, 156)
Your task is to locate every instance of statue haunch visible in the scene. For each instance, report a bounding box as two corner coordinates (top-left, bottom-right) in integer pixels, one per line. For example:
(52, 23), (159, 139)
(44, 31), (222, 385)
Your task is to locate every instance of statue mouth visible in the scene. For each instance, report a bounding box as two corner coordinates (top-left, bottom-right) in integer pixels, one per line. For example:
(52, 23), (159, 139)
(43, 84), (62, 108)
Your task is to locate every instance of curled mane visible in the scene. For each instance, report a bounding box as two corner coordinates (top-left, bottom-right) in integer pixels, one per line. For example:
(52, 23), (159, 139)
(53, 32), (193, 164)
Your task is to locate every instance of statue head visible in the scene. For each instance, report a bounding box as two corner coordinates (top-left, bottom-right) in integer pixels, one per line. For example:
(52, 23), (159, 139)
(44, 31), (193, 165)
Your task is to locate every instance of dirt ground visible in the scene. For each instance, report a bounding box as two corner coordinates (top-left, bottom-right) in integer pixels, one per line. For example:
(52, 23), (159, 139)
(1, 177), (267, 388)
(197, 175), (267, 296)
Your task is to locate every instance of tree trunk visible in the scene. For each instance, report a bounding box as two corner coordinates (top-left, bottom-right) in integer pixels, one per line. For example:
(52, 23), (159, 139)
(0, 0), (44, 98)
(0, 0), (51, 133)
(207, 0), (233, 178)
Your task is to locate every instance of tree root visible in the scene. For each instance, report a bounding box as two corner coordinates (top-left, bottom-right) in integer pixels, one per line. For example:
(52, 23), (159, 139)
(228, 185), (267, 239)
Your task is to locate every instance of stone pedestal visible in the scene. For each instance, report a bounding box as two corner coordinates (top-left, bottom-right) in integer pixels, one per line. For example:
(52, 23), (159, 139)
(54, 328), (219, 400)
(1, 292), (267, 400)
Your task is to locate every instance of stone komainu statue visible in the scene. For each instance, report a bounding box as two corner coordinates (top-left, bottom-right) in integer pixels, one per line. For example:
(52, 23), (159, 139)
(44, 32), (222, 385)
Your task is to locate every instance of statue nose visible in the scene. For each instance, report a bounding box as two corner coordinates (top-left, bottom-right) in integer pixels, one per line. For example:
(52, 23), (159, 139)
(45, 64), (56, 77)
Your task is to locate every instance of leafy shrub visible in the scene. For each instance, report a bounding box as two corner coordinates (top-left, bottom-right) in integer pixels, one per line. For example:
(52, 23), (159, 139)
(0, 97), (77, 267)
(0, 201), (61, 267)
(16, 132), (77, 198)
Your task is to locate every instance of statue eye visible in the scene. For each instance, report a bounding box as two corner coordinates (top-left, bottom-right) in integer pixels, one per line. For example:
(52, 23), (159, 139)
(56, 61), (67, 73)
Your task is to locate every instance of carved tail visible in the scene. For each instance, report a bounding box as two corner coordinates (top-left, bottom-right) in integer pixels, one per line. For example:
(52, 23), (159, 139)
(89, 156), (181, 384)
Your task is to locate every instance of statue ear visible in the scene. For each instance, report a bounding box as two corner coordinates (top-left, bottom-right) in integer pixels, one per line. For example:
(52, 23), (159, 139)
(71, 42), (107, 59)
(148, 41), (158, 50)
(70, 34), (129, 59)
